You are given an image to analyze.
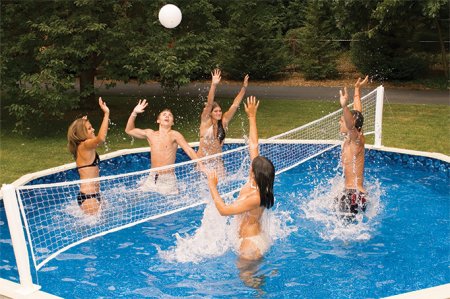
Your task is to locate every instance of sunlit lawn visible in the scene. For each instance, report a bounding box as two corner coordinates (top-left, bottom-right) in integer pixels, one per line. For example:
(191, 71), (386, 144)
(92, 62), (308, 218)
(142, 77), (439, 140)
(1, 95), (449, 184)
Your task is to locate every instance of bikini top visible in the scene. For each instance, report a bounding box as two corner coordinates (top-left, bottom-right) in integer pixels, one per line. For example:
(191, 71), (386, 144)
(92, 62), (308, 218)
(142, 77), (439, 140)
(77, 152), (100, 169)
(201, 120), (226, 143)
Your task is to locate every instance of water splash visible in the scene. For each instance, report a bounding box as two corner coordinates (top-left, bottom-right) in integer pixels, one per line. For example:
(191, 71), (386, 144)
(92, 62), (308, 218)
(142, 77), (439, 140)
(159, 183), (297, 263)
(301, 175), (383, 242)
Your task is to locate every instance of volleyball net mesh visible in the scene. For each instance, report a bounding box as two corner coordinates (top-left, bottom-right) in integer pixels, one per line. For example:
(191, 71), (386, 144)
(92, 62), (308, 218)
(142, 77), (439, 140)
(10, 86), (382, 270)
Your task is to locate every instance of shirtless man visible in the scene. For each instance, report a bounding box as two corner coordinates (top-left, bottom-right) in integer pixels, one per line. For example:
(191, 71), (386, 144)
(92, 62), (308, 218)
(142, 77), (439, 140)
(125, 99), (199, 195)
(337, 75), (369, 215)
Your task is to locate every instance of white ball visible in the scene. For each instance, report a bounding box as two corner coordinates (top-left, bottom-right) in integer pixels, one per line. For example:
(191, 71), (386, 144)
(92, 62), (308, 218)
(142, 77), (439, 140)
(158, 4), (182, 29)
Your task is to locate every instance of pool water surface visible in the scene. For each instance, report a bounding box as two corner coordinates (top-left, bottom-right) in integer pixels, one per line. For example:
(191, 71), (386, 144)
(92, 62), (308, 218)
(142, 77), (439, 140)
(0, 147), (448, 298)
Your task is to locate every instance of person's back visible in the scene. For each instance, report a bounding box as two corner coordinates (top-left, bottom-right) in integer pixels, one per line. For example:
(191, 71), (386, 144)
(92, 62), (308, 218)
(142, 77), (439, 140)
(207, 97), (275, 261)
(341, 128), (365, 192)
(237, 181), (264, 238)
(337, 76), (369, 216)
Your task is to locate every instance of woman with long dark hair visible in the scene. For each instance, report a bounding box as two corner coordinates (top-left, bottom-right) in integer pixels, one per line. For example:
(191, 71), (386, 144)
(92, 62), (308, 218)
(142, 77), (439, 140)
(207, 96), (275, 260)
(198, 69), (249, 176)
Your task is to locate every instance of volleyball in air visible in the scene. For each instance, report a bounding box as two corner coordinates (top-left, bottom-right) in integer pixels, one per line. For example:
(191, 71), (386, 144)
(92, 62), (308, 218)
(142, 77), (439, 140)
(158, 4), (182, 29)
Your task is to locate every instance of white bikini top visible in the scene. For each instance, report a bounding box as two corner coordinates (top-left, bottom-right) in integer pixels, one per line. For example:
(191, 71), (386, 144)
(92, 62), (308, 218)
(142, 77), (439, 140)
(201, 125), (215, 141)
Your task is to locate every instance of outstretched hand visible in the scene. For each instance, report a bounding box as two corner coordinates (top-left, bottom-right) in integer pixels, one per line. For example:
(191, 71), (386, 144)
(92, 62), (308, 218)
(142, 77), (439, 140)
(98, 97), (110, 114)
(339, 87), (348, 108)
(207, 170), (219, 188)
(355, 75), (369, 88)
(133, 99), (148, 114)
(244, 96), (259, 118)
(243, 74), (249, 88)
(211, 69), (221, 86)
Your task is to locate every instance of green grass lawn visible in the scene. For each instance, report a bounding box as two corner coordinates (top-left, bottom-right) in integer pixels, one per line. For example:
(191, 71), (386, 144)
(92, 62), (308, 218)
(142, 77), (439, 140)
(1, 95), (449, 184)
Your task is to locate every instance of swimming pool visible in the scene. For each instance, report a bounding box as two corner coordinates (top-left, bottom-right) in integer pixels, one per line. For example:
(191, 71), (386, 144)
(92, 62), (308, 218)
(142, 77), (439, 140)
(1, 144), (448, 298)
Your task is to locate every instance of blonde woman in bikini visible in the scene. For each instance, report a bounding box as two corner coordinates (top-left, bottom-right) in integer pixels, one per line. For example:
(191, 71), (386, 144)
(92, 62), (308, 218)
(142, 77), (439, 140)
(337, 75), (369, 216)
(207, 96), (275, 261)
(67, 97), (109, 215)
(198, 69), (249, 176)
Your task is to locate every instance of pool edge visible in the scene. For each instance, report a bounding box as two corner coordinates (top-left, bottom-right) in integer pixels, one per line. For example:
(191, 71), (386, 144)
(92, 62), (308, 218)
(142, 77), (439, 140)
(0, 278), (61, 299)
(381, 283), (450, 299)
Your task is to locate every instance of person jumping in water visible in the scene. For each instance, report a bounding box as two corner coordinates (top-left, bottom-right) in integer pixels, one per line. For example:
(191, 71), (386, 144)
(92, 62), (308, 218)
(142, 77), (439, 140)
(67, 97), (109, 215)
(207, 96), (275, 261)
(337, 75), (369, 216)
(198, 69), (249, 176)
(125, 99), (199, 195)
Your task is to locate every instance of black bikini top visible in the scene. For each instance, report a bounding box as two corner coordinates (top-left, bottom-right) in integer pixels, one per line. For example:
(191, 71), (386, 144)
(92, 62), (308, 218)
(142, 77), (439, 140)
(77, 152), (100, 169)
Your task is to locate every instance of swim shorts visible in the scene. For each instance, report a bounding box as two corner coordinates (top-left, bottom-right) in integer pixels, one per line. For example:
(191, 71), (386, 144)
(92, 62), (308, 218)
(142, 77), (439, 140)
(140, 172), (179, 195)
(77, 192), (102, 207)
(336, 189), (367, 215)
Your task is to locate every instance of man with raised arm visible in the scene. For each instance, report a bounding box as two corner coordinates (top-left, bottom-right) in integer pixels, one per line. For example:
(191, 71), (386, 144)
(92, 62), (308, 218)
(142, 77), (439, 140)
(337, 75), (369, 216)
(125, 99), (199, 195)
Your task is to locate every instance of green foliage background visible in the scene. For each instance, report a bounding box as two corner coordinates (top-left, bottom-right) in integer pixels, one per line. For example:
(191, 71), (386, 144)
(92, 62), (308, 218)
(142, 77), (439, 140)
(1, 0), (448, 132)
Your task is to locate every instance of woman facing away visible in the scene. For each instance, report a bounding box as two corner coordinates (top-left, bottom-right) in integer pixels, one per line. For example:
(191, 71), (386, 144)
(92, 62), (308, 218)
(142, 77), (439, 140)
(67, 97), (109, 215)
(207, 96), (275, 261)
(198, 69), (249, 175)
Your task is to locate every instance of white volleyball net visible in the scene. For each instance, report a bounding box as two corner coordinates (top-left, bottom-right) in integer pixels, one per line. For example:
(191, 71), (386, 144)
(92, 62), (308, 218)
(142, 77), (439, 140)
(7, 86), (383, 270)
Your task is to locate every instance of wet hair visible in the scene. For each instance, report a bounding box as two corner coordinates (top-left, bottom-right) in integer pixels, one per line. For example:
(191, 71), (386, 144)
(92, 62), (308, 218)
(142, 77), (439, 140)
(67, 118), (89, 158)
(211, 102), (226, 143)
(252, 156), (275, 209)
(351, 110), (364, 131)
(217, 119), (226, 143)
(157, 108), (173, 120)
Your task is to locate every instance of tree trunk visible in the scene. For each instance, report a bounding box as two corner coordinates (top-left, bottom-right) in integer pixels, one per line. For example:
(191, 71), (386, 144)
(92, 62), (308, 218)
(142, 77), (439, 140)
(79, 68), (96, 109)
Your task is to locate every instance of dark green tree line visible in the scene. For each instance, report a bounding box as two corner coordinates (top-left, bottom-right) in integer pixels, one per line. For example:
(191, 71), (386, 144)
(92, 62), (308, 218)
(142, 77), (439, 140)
(1, 0), (448, 133)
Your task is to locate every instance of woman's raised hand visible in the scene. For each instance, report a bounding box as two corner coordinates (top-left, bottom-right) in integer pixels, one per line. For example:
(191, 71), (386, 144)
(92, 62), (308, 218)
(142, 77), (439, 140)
(133, 99), (148, 114)
(244, 96), (259, 118)
(211, 69), (221, 86)
(339, 87), (348, 108)
(98, 97), (110, 114)
(243, 74), (249, 88)
(355, 75), (369, 88)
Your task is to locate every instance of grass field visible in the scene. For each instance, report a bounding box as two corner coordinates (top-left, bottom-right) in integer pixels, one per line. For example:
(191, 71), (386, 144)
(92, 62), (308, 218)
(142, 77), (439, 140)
(1, 95), (449, 184)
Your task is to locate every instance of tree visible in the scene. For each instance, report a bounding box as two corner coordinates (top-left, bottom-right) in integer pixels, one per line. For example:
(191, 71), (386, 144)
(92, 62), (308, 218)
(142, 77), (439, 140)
(347, 0), (449, 80)
(290, 0), (340, 80)
(1, 0), (222, 132)
(218, 0), (289, 80)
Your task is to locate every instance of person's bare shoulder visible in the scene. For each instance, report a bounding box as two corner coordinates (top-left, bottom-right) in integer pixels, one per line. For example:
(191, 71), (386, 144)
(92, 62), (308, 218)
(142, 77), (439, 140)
(169, 130), (183, 138)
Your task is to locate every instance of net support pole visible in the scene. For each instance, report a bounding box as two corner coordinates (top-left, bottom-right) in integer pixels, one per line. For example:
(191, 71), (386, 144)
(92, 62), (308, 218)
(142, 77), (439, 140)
(1, 184), (41, 295)
(374, 85), (384, 148)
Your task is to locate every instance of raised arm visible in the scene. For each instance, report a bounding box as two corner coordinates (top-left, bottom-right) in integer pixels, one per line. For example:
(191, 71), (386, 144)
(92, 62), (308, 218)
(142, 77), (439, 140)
(201, 69), (221, 121)
(244, 96), (260, 161)
(222, 74), (249, 124)
(353, 75), (368, 112)
(125, 99), (150, 139)
(207, 171), (260, 216)
(83, 97), (110, 149)
(340, 87), (355, 131)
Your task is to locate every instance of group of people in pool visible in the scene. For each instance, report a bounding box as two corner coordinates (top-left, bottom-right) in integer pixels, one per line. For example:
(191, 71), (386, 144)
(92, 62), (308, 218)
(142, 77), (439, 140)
(67, 70), (369, 261)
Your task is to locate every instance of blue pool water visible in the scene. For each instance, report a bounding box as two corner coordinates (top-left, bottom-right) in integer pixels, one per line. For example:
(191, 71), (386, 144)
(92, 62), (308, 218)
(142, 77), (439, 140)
(0, 146), (449, 298)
